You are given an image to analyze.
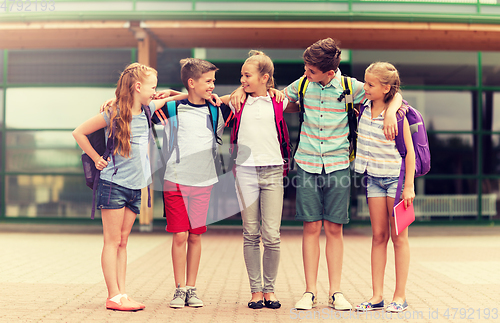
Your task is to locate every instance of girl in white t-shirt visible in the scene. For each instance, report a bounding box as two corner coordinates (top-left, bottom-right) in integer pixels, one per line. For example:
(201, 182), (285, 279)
(221, 51), (288, 309)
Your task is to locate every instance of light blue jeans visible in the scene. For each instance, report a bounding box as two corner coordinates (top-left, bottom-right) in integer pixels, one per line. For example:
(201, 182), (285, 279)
(235, 165), (284, 294)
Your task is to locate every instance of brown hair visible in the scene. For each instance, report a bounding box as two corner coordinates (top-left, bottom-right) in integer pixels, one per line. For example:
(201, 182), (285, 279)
(244, 50), (275, 90)
(303, 38), (342, 73)
(107, 62), (157, 157)
(180, 58), (219, 89)
(365, 62), (401, 104)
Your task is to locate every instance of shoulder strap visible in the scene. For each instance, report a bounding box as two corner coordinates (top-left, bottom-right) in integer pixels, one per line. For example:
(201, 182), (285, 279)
(341, 75), (354, 112)
(165, 100), (180, 163)
(208, 102), (222, 145)
(293, 77), (309, 167)
(298, 76), (309, 113)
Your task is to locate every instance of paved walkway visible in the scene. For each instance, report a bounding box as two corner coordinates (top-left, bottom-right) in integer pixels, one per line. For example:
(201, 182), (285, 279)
(0, 224), (499, 322)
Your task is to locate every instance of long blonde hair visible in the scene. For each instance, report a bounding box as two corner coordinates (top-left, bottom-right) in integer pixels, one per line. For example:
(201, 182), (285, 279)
(244, 50), (275, 90)
(106, 63), (157, 157)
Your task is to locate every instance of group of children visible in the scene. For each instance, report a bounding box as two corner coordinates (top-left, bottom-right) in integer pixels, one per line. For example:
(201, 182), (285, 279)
(73, 37), (416, 313)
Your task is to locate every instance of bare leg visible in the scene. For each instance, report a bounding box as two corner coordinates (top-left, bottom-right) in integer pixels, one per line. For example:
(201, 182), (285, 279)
(302, 220), (322, 296)
(186, 233), (202, 287)
(172, 231), (188, 287)
(388, 198), (410, 304)
(323, 221), (344, 295)
(367, 197), (390, 303)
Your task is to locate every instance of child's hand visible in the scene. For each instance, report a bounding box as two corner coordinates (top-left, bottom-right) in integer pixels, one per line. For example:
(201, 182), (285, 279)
(383, 113), (398, 140)
(401, 186), (415, 209)
(230, 86), (246, 112)
(153, 89), (173, 100)
(269, 88), (285, 102)
(208, 93), (222, 106)
(100, 98), (116, 113)
(93, 156), (109, 171)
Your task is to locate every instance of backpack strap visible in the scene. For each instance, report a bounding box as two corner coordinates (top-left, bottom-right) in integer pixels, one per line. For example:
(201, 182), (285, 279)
(272, 97), (291, 176)
(228, 100), (245, 173)
(207, 102), (222, 146)
(165, 100), (180, 163)
(293, 76), (309, 168)
(340, 75), (358, 162)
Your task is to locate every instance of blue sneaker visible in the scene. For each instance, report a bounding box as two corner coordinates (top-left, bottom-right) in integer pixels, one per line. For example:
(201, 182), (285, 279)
(356, 300), (384, 311)
(385, 300), (408, 313)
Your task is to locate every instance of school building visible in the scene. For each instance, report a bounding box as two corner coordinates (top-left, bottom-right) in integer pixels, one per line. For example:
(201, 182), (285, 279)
(1, 0), (500, 226)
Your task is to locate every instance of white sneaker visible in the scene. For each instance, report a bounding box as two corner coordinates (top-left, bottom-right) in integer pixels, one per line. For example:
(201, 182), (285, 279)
(328, 292), (352, 310)
(170, 285), (187, 308)
(185, 287), (203, 307)
(294, 292), (317, 310)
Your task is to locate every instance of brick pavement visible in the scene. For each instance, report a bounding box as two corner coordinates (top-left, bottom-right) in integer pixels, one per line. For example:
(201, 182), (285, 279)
(0, 224), (499, 322)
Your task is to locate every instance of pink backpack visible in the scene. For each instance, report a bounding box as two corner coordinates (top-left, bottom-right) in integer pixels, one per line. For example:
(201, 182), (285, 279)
(229, 97), (291, 176)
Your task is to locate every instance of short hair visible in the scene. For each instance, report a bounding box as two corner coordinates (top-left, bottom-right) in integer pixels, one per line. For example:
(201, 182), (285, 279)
(365, 62), (401, 104)
(179, 58), (219, 88)
(303, 38), (342, 73)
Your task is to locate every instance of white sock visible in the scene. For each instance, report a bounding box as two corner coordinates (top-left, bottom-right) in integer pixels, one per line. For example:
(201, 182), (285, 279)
(186, 286), (194, 290)
(178, 286), (187, 291)
(109, 294), (123, 304)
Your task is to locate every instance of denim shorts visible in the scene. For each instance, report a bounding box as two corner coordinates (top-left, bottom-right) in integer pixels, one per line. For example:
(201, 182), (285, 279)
(295, 166), (350, 224)
(97, 179), (142, 214)
(366, 175), (400, 199)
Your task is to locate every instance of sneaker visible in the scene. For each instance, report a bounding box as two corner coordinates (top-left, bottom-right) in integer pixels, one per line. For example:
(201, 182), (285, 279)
(294, 292), (317, 310)
(170, 285), (187, 308)
(385, 300), (408, 313)
(328, 292), (352, 310)
(356, 300), (384, 311)
(185, 287), (203, 307)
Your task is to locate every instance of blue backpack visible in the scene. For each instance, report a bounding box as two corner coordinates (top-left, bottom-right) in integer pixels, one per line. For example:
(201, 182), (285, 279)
(81, 105), (153, 219)
(358, 99), (431, 208)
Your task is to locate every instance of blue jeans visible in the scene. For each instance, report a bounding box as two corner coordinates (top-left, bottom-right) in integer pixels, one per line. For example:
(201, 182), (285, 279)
(97, 179), (142, 214)
(366, 175), (400, 199)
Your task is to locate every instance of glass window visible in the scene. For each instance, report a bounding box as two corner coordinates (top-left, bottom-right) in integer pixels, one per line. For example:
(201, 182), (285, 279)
(352, 50), (477, 86)
(482, 135), (500, 175)
(156, 49), (192, 87)
(7, 49), (132, 84)
(481, 179), (500, 220)
(482, 52), (500, 86)
(0, 88), (3, 124)
(6, 131), (82, 173)
(403, 90), (473, 131)
(429, 134), (475, 175)
(488, 92), (500, 131)
(5, 175), (94, 218)
(5, 87), (116, 129)
(0, 50), (3, 84)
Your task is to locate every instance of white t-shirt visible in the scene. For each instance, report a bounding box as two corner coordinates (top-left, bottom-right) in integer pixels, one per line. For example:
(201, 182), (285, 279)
(161, 99), (225, 187)
(229, 94), (289, 167)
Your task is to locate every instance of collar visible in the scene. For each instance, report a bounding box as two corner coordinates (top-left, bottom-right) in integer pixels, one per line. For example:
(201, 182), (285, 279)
(245, 93), (272, 105)
(319, 68), (342, 89)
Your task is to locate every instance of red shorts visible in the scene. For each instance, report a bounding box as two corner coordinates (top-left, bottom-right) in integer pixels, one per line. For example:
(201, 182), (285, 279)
(163, 180), (212, 234)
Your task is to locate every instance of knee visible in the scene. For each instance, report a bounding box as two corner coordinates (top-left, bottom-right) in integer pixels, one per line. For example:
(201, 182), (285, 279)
(372, 232), (389, 246)
(118, 236), (129, 249)
(391, 234), (408, 247)
(173, 232), (188, 246)
(324, 223), (342, 237)
(262, 232), (280, 248)
(187, 233), (201, 245)
(303, 221), (322, 235)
